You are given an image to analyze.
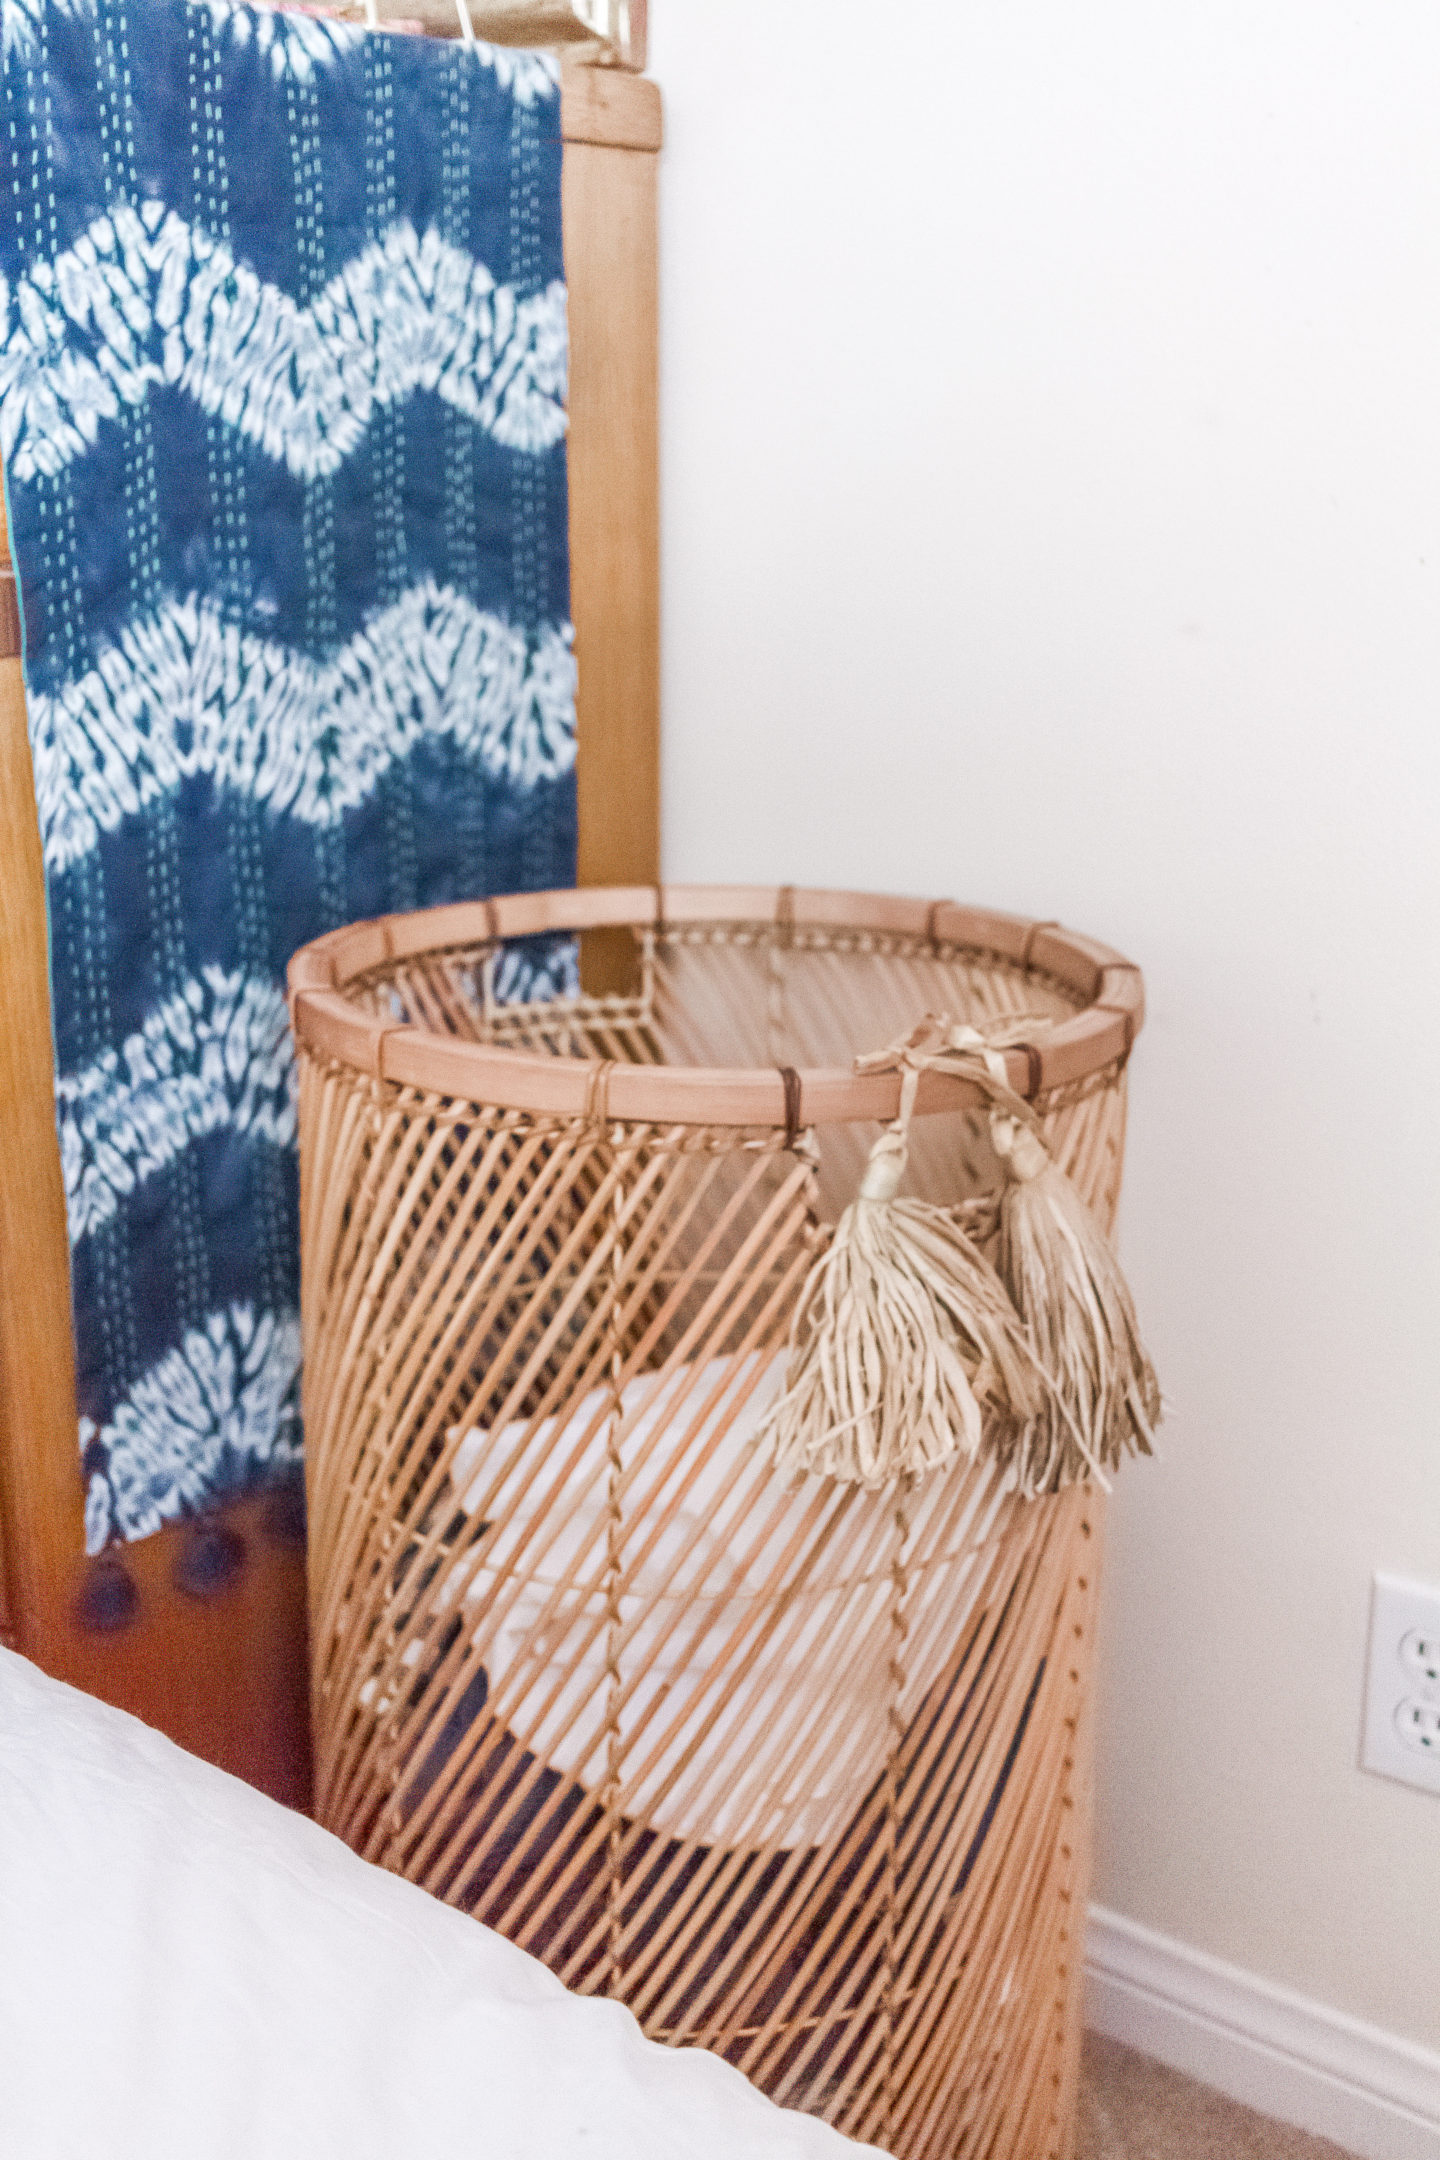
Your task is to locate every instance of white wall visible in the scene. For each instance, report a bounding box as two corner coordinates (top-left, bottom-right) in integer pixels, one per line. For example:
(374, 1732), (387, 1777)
(649, 0), (1440, 2051)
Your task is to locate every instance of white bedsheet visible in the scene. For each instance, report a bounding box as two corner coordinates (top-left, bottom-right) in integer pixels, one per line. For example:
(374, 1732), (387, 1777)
(0, 1646), (877, 2159)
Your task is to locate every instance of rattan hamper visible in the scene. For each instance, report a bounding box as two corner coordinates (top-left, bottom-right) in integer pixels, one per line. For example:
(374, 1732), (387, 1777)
(290, 885), (1146, 2160)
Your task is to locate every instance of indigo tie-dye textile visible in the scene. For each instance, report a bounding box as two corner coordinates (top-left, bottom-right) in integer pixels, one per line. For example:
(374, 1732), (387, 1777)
(0, 0), (576, 1550)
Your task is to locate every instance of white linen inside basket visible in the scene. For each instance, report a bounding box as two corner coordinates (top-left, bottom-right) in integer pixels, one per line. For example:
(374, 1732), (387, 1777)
(442, 1354), (905, 1851)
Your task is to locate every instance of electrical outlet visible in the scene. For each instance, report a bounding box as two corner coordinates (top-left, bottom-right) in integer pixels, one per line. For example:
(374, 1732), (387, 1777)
(1362, 1574), (1440, 1796)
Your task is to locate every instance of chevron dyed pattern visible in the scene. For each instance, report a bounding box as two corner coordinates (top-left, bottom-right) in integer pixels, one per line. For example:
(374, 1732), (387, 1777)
(0, 205), (568, 483)
(3, 0), (574, 1544)
(32, 584), (576, 873)
(58, 969), (295, 1243)
(80, 1301), (303, 1548)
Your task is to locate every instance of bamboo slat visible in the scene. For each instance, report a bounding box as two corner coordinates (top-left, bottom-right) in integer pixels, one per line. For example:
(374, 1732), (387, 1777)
(298, 887), (1142, 2160)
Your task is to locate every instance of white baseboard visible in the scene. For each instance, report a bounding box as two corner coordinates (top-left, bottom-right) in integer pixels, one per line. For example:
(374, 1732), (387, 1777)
(1085, 1906), (1440, 2160)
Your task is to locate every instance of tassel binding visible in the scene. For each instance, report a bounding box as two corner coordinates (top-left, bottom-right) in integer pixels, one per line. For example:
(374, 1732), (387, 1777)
(992, 1112), (1161, 1496)
(757, 1094), (1049, 1489)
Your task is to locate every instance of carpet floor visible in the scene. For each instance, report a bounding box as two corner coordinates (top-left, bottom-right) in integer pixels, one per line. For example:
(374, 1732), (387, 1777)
(1078, 2034), (1356, 2159)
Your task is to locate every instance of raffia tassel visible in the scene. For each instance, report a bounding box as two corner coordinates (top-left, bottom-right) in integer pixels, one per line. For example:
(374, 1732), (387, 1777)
(757, 1084), (1048, 1490)
(990, 1110), (1161, 1497)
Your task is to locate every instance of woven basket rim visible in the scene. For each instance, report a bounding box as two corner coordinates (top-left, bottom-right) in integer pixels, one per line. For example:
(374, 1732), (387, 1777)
(287, 883), (1144, 1126)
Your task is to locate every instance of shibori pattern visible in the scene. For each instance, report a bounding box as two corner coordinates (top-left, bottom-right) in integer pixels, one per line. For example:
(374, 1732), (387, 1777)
(0, 204), (569, 485)
(0, 0), (577, 1548)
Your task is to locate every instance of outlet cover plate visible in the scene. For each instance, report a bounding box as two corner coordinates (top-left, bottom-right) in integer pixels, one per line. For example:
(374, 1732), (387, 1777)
(1362, 1573), (1440, 1796)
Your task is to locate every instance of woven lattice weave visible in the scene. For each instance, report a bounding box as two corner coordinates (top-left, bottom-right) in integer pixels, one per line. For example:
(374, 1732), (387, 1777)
(291, 886), (1146, 2160)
